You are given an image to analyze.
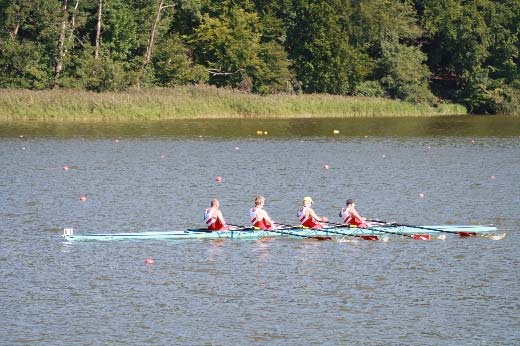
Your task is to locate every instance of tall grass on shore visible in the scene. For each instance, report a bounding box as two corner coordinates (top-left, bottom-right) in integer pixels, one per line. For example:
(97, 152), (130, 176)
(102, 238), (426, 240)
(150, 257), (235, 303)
(0, 86), (467, 121)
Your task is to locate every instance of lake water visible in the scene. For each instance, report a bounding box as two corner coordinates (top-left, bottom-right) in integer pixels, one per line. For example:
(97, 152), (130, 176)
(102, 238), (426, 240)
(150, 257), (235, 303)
(1, 116), (519, 345)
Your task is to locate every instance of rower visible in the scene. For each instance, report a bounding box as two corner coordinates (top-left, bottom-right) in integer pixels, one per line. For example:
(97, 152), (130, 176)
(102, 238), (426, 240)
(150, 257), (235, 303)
(297, 196), (328, 229)
(204, 199), (229, 231)
(249, 196), (274, 230)
(339, 199), (371, 228)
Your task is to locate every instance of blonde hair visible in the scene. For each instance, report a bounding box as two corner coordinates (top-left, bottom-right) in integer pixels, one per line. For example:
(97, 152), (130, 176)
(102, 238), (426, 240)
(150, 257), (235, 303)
(254, 196), (265, 206)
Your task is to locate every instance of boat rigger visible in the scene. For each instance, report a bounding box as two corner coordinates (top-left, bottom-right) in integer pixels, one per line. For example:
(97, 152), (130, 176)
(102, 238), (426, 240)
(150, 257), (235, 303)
(62, 224), (500, 242)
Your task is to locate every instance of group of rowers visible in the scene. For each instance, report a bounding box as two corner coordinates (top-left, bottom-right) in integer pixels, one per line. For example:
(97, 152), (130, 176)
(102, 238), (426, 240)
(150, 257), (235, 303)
(203, 196), (372, 231)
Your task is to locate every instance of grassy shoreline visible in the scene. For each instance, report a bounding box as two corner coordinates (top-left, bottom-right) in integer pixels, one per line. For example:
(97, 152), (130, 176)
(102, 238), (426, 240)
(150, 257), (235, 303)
(0, 86), (467, 121)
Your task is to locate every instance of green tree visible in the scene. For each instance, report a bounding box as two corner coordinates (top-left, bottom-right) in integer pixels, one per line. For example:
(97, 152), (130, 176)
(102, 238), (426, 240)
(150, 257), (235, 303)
(191, 4), (292, 92)
(152, 35), (208, 86)
(379, 41), (435, 104)
(285, 0), (372, 94)
(0, 0), (61, 89)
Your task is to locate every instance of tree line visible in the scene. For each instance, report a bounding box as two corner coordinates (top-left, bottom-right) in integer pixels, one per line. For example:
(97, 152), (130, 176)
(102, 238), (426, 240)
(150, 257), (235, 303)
(1, 0), (519, 114)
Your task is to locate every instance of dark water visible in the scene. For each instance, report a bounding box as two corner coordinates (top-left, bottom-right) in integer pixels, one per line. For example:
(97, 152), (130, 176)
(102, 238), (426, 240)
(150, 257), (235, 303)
(1, 117), (519, 345)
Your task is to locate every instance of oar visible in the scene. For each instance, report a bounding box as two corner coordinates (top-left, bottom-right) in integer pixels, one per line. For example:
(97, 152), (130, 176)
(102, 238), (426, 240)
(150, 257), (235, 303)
(328, 221), (432, 241)
(226, 224), (254, 231)
(271, 223), (332, 241)
(189, 224), (252, 233)
(322, 222), (380, 241)
(370, 219), (476, 237)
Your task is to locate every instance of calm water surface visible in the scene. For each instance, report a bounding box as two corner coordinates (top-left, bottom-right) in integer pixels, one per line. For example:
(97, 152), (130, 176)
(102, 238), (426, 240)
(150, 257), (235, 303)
(1, 117), (519, 345)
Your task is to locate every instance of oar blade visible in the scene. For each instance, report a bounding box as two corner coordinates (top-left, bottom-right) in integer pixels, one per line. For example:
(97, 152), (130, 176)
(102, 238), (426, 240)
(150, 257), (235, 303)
(360, 235), (379, 241)
(410, 234), (431, 241)
(458, 231), (477, 237)
(311, 236), (332, 241)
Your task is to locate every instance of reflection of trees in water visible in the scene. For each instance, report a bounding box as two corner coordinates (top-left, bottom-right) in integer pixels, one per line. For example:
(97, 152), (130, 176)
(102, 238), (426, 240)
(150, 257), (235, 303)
(0, 117), (518, 138)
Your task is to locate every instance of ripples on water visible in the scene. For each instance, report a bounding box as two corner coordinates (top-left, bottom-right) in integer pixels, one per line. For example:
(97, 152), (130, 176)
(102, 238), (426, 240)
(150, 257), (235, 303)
(0, 118), (519, 345)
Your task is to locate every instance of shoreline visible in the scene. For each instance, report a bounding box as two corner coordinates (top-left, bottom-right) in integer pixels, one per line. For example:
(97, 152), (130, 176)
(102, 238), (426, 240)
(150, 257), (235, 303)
(0, 86), (467, 121)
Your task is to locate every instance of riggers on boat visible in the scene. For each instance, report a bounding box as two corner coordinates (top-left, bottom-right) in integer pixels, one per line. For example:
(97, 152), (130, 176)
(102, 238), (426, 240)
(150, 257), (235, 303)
(62, 224), (499, 242)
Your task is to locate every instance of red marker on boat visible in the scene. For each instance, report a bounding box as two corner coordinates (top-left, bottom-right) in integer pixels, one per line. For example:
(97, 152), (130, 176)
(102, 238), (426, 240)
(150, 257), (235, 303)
(323, 164), (329, 170)
(215, 176), (223, 183)
(63, 166), (69, 171)
(79, 195), (87, 202)
(144, 257), (154, 265)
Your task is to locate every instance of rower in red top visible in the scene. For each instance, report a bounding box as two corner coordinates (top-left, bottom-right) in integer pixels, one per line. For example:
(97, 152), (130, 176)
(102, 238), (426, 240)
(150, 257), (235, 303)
(204, 199), (229, 231)
(249, 195), (274, 230)
(339, 199), (371, 228)
(297, 196), (328, 229)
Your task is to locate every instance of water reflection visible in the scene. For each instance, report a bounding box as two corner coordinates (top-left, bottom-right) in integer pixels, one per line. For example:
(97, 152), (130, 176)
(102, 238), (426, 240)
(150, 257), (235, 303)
(1, 116), (519, 138)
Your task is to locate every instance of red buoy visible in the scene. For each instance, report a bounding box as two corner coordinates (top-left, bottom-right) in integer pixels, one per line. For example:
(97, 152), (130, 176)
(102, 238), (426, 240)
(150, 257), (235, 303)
(144, 257), (154, 265)
(215, 176), (223, 183)
(79, 195), (87, 202)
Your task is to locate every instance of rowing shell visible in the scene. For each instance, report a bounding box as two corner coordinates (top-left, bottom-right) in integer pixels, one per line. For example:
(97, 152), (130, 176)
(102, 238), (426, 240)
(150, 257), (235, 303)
(62, 225), (498, 242)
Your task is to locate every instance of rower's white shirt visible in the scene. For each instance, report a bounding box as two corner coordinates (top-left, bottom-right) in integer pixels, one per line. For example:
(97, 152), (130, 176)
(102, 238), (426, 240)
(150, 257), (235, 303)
(204, 208), (216, 225)
(249, 207), (259, 223)
(340, 206), (353, 224)
(297, 206), (310, 223)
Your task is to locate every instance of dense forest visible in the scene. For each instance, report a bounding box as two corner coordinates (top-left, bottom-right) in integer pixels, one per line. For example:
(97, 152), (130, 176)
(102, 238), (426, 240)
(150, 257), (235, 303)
(1, 0), (519, 114)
